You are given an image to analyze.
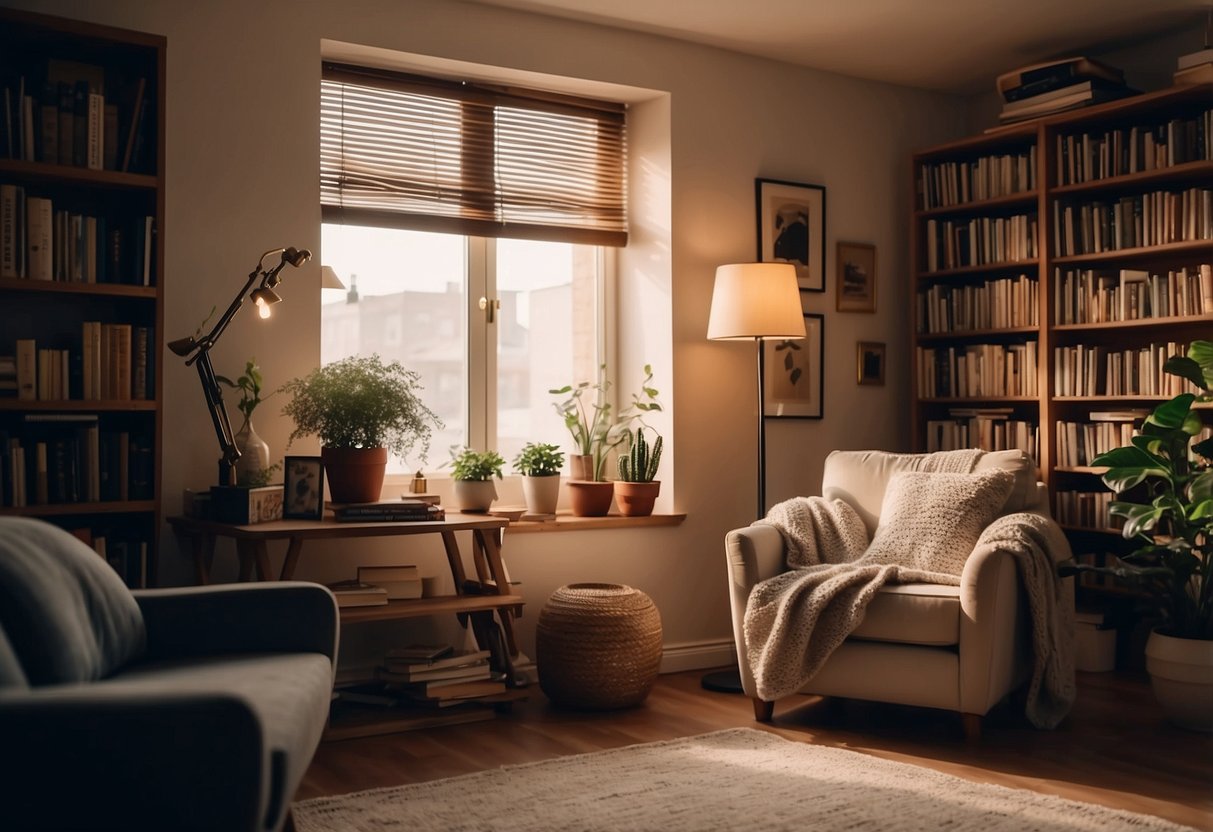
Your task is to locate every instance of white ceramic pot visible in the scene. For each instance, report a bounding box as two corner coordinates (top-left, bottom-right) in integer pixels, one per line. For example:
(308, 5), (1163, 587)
(1145, 630), (1213, 732)
(233, 418), (270, 486)
(522, 475), (561, 515)
(454, 479), (497, 513)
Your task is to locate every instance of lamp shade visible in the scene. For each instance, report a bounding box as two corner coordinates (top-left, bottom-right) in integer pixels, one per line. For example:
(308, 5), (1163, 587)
(320, 265), (346, 290)
(707, 263), (806, 340)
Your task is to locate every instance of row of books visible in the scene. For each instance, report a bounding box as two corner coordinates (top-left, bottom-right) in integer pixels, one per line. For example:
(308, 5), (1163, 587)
(1054, 108), (1212, 187)
(923, 213), (1038, 272)
(69, 525), (152, 589)
(916, 149), (1036, 210)
(924, 408), (1038, 462)
(0, 418), (153, 507)
(1, 61), (152, 173)
(916, 274), (1038, 334)
(1052, 341), (1198, 397)
(915, 342), (1039, 399)
(1051, 187), (1212, 257)
(1054, 490), (1119, 531)
(1054, 414), (1147, 468)
(0, 184), (155, 285)
(6, 326), (153, 402)
(325, 563), (434, 607)
(1052, 264), (1213, 325)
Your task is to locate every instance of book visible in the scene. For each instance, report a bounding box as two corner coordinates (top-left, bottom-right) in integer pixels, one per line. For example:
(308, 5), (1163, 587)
(332, 502), (445, 522)
(372, 579), (423, 599)
(399, 678), (506, 701)
(325, 579), (389, 607)
(358, 564), (420, 583)
(384, 643), (453, 662)
(120, 77), (145, 173)
(1000, 79), (1125, 113)
(382, 648), (491, 673)
(38, 81), (57, 164)
(376, 659), (491, 684)
(56, 82), (72, 165)
(1087, 410), (1149, 422)
(86, 91), (104, 170)
(1174, 62), (1213, 85)
(998, 87), (1134, 123)
(0, 183), (20, 277)
(997, 56), (1124, 97)
(15, 340), (35, 401)
(1177, 47), (1213, 70)
(25, 196), (52, 281)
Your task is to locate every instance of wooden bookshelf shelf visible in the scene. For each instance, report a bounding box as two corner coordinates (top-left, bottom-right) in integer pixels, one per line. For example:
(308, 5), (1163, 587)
(1050, 239), (1212, 266)
(916, 259), (1041, 280)
(1053, 466), (1109, 475)
(914, 191), (1038, 219)
(915, 326), (1039, 342)
(0, 278), (158, 298)
(1049, 159), (1213, 197)
(0, 157), (157, 190)
(339, 593), (526, 624)
(0, 399), (157, 411)
(0, 500), (157, 517)
(1051, 314), (1213, 332)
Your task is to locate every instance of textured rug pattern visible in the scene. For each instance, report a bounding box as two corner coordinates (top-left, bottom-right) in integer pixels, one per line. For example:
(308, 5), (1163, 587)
(294, 728), (1194, 831)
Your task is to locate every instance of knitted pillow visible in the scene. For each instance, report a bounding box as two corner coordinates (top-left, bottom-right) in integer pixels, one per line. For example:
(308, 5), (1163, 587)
(864, 469), (1015, 576)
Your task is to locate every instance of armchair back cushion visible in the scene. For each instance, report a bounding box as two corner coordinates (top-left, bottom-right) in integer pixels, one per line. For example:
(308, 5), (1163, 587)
(0, 518), (145, 686)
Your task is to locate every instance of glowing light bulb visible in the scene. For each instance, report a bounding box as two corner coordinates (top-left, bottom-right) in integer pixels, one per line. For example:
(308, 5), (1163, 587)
(256, 297), (272, 319)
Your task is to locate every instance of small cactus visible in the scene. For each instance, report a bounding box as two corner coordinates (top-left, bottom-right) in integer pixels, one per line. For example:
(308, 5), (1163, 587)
(618, 428), (662, 482)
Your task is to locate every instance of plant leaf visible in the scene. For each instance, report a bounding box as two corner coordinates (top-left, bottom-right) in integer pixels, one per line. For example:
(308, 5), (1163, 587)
(1108, 501), (1163, 538)
(790, 368), (802, 385)
(1193, 436), (1213, 460)
(1093, 444), (1170, 491)
(1143, 393), (1195, 432)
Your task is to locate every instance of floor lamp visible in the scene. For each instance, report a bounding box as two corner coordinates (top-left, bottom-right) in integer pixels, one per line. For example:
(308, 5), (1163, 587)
(701, 262), (806, 693)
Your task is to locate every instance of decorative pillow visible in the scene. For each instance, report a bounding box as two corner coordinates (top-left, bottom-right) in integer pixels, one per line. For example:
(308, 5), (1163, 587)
(863, 469), (1015, 576)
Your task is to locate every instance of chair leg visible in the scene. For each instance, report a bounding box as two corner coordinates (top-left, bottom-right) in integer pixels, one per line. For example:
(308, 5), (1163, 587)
(752, 697), (774, 722)
(961, 713), (982, 742)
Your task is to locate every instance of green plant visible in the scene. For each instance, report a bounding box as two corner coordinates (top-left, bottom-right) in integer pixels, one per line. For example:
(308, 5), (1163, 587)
(617, 427), (662, 483)
(241, 460), (282, 489)
(448, 447), (505, 481)
(1059, 340), (1213, 640)
(513, 442), (564, 477)
(280, 354), (442, 460)
(216, 358), (267, 423)
(549, 364), (662, 481)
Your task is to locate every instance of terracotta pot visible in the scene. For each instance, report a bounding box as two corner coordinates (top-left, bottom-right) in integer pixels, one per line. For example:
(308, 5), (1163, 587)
(522, 475), (561, 515)
(454, 479), (498, 512)
(614, 480), (660, 517)
(567, 480), (614, 517)
(321, 446), (387, 504)
(568, 454), (595, 480)
(1145, 630), (1213, 732)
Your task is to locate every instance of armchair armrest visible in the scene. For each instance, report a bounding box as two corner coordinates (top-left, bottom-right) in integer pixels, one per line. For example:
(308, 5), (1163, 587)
(133, 581), (339, 667)
(724, 524), (787, 696)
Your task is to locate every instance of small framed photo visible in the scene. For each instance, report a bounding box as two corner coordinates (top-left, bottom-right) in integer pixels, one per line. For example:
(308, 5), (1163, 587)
(836, 241), (877, 313)
(756, 178), (826, 293)
(283, 456), (325, 520)
(857, 341), (886, 386)
(764, 313), (824, 419)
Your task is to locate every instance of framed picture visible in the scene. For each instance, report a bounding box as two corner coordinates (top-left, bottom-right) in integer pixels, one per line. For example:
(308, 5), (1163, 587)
(764, 313), (824, 419)
(284, 456), (325, 520)
(836, 241), (876, 313)
(857, 341), (886, 386)
(756, 178), (826, 293)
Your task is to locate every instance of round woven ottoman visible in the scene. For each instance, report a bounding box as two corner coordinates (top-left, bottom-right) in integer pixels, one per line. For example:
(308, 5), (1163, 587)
(536, 583), (663, 710)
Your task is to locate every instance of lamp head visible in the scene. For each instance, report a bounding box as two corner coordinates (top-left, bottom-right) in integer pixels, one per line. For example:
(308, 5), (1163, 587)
(251, 286), (283, 318)
(283, 247), (312, 268)
(707, 263), (806, 341)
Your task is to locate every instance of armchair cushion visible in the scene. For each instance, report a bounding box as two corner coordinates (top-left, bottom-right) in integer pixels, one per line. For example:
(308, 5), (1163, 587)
(865, 469), (1015, 575)
(850, 583), (960, 646)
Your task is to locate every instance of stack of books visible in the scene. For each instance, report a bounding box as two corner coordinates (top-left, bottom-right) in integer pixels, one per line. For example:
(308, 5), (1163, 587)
(996, 57), (1133, 125)
(357, 564), (423, 599)
(1175, 46), (1213, 85)
(328, 496), (444, 523)
(325, 579), (389, 608)
(376, 646), (506, 706)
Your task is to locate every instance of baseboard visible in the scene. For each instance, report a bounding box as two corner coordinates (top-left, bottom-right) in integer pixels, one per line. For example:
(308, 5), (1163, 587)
(659, 639), (736, 674)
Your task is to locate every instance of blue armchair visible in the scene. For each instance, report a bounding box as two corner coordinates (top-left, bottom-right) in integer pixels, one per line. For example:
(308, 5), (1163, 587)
(0, 517), (339, 832)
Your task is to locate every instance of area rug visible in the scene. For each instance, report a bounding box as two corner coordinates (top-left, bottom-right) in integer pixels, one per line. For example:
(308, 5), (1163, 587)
(293, 728), (1195, 831)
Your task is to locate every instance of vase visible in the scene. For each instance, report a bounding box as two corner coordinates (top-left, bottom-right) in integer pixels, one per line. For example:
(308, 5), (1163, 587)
(1145, 630), (1213, 732)
(567, 479), (614, 517)
(454, 479), (497, 513)
(614, 481), (660, 517)
(233, 417), (270, 486)
(321, 446), (387, 504)
(522, 474), (561, 515)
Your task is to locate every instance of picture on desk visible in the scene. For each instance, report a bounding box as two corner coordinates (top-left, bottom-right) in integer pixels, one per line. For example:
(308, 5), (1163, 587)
(284, 456), (325, 520)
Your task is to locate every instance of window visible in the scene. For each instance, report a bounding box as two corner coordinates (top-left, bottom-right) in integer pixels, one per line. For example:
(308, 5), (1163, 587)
(320, 63), (626, 476)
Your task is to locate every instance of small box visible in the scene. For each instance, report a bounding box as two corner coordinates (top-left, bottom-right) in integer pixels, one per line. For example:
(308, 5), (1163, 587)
(1074, 612), (1116, 673)
(210, 485), (284, 525)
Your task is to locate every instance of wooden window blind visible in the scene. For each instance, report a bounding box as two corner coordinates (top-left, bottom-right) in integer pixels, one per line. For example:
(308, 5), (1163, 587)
(321, 63), (628, 246)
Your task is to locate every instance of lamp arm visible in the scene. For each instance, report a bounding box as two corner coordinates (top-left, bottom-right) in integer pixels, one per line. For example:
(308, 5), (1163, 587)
(184, 266), (265, 367)
(194, 348), (241, 486)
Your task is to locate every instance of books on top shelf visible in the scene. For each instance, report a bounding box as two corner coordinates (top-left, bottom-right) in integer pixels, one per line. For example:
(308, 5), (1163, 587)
(325, 579), (388, 608)
(328, 498), (444, 523)
(995, 57), (1133, 124)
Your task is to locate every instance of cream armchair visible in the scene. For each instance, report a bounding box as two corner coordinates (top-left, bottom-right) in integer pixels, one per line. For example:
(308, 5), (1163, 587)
(725, 449), (1052, 739)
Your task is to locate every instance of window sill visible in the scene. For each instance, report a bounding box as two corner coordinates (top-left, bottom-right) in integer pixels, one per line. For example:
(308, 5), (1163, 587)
(488, 510), (686, 534)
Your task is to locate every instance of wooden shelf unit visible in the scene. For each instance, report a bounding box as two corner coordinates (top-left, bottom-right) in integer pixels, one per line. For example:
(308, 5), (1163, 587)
(0, 8), (165, 588)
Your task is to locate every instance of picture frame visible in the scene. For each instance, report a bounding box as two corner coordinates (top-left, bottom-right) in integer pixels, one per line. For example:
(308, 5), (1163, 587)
(836, 241), (877, 313)
(857, 341), (886, 386)
(764, 313), (824, 419)
(756, 178), (826, 293)
(283, 456), (325, 520)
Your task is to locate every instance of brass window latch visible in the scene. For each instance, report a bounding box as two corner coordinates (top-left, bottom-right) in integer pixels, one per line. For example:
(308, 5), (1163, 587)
(479, 296), (501, 324)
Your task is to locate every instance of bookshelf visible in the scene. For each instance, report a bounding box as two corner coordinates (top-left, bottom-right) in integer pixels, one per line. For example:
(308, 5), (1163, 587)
(911, 82), (1212, 607)
(0, 9), (164, 588)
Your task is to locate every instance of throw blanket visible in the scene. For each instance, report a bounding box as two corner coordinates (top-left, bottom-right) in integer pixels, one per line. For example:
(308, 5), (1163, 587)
(743, 459), (1075, 729)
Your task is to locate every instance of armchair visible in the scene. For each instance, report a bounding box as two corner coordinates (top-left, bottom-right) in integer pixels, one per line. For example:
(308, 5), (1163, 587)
(725, 449), (1068, 738)
(0, 517), (339, 832)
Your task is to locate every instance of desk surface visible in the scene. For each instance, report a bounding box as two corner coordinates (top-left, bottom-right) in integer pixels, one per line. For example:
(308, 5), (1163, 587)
(167, 514), (508, 539)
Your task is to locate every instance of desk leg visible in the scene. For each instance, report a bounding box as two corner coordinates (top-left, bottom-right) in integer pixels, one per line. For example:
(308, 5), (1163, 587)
(236, 540), (254, 582)
(475, 529), (518, 657)
(251, 540), (273, 581)
(470, 534), (492, 585)
(439, 531), (469, 593)
(280, 537), (303, 580)
(192, 533), (216, 585)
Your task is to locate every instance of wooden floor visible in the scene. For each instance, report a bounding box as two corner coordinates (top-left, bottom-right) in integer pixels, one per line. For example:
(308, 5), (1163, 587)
(300, 669), (1213, 830)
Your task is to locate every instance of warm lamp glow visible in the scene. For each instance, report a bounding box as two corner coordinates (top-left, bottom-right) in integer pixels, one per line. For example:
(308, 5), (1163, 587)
(256, 298), (272, 318)
(707, 263), (806, 340)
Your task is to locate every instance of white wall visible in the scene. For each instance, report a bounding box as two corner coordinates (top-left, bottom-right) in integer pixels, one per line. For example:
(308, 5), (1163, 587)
(11, 0), (968, 669)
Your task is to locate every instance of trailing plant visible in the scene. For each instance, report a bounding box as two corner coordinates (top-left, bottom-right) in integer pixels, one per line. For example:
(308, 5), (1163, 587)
(241, 460), (282, 489)
(448, 446), (505, 481)
(617, 427), (662, 483)
(280, 354), (441, 461)
(549, 364), (662, 481)
(1059, 340), (1213, 640)
(216, 358), (267, 423)
(513, 442), (565, 477)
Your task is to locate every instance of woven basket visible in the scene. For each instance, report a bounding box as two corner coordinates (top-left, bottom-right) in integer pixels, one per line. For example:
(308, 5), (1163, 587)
(536, 583), (663, 710)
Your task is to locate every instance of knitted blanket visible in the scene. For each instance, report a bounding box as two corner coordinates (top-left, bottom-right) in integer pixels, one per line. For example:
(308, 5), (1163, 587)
(743, 458), (1075, 729)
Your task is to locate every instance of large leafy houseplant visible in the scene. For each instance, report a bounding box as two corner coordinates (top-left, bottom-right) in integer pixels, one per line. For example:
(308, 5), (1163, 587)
(549, 364), (662, 481)
(1061, 341), (1213, 640)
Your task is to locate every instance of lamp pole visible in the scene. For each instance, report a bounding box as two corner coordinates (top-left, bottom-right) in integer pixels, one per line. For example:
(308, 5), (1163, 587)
(755, 337), (767, 520)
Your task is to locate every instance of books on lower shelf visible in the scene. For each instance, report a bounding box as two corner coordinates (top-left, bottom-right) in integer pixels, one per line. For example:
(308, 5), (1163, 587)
(382, 648), (491, 674)
(1052, 187), (1212, 257)
(326, 579), (388, 608)
(1053, 340), (1200, 397)
(917, 273), (1038, 334)
(925, 408), (1038, 462)
(377, 655), (492, 684)
(357, 565), (424, 599)
(915, 342), (1038, 398)
(1052, 264), (1213, 325)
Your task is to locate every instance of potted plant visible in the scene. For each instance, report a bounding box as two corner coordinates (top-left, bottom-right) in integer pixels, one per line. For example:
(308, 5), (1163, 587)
(281, 355), (441, 504)
(614, 427), (663, 517)
(448, 446), (505, 513)
(216, 358), (272, 487)
(549, 364), (662, 516)
(1061, 340), (1213, 731)
(513, 442), (565, 515)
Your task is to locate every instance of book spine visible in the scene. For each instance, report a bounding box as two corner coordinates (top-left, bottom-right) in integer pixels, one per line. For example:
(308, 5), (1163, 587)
(71, 81), (87, 167)
(15, 339), (35, 401)
(26, 196), (52, 281)
(133, 326), (148, 400)
(38, 81), (58, 164)
(0, 183), (16, 277)
(103, 103), (119, 170)
(86, 92), (103, 170)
